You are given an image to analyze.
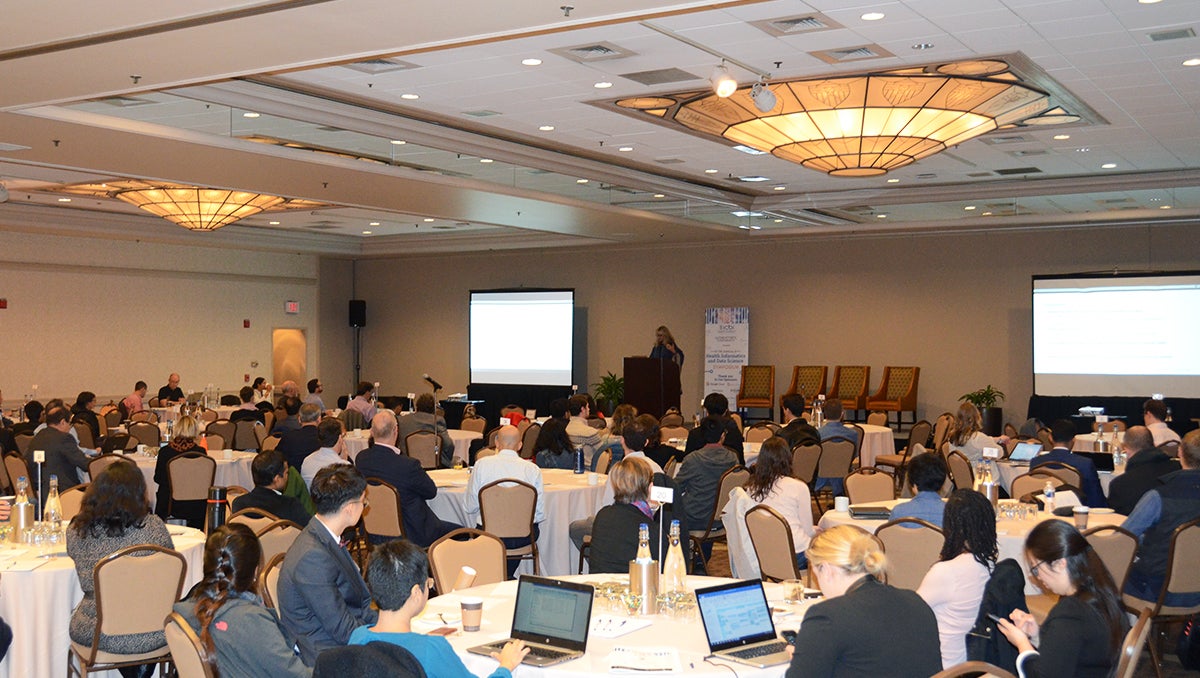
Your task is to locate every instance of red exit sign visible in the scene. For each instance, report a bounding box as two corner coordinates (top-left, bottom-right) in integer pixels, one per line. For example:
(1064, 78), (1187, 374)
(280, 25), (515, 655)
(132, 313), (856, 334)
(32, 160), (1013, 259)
(285, 300), (300, 314)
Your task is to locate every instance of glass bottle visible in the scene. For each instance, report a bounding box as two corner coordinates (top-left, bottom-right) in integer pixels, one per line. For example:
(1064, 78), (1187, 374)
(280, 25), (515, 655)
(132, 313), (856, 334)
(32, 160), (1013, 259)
(635, 523), (653, 564)
(660, 520), (688, 594)
(44, 475), (62, 531)
(813, 395), (825, 428)
(15, 476), (29, 506)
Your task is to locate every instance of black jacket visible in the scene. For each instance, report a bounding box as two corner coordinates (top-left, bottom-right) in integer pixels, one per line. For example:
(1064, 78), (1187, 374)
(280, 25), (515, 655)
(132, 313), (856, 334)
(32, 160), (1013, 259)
(1107, 448), (1181, 515)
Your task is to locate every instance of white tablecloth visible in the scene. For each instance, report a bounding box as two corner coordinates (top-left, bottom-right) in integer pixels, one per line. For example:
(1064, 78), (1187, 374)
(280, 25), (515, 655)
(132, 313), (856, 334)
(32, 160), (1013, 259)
(1072, 432), (1124, 453)
(818, 498), (1125, 594)
(121, 450), (256, 509)
(343, 429), (481, 462)
(0, 526), (206, 678)
(857, 424), (897, 468)
(427, 468), (606, 576)
(994, 460), (1122, 497)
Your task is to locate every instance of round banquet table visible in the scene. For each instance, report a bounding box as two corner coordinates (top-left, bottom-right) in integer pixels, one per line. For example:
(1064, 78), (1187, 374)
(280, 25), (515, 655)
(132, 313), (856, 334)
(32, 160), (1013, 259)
(342, 428), (482, 462)
(856, 424), (898, 468)
(102, 449), (256, 511)
(994, 459), (1122, 497)
(818, 498), (1126, 593)
(1073, 431), (1124, 453)
(427, 468), (607, 576)
(426, 573), (811, 678)
(0, 524), (207, 678)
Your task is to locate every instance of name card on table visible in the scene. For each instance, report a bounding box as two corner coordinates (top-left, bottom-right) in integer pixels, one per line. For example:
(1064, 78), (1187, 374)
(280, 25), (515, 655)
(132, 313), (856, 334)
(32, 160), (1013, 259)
(650, 486), (674, 503)
(982, 447), (1001, 459)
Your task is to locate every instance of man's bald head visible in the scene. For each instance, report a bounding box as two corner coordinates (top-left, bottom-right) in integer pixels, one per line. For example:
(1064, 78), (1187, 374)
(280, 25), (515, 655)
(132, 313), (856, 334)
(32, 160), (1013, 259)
(496, 425), (521, 451)
(1123, 426), (1154, 456)
(371, 409), (398, 445)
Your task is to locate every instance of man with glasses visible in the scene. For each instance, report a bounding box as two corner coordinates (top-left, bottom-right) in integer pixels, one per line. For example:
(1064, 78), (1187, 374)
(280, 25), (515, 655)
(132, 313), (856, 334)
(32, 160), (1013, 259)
(277, 464), (377, 665)
(305, 378), (326, 412)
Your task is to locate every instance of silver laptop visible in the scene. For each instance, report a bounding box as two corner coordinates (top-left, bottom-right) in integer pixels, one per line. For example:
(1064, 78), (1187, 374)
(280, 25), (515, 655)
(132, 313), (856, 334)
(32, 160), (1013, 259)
(467, 575), (593, 667)
(1007, 441), (1042, 465)
(695, 579), (791, 668)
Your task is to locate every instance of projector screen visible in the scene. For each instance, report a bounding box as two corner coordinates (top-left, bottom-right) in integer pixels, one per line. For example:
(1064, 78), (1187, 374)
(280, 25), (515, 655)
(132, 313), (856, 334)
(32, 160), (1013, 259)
(1033, 272), (1200, 398)
(470, 289), (574, 386)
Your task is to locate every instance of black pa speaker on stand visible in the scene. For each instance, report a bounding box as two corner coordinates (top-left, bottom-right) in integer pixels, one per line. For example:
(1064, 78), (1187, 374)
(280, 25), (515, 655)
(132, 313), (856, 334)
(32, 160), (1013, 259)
(349, 299), (366, 386)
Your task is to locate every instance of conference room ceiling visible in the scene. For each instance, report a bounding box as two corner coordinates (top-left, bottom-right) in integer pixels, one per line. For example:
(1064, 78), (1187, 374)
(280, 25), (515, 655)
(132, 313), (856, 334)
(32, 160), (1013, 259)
(1, 0), (1198, 254)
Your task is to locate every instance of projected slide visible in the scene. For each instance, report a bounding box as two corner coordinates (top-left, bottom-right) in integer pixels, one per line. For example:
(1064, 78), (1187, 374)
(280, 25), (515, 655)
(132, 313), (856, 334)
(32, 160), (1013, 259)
(470, 289), (574, 386)
(1033, 273), (1200, 397)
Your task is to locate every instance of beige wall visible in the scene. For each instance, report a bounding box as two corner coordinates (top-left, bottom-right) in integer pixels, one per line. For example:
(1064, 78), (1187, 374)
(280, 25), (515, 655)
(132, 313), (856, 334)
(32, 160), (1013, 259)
(317, 257), (357, 398)
(348, 223), (1200, 425)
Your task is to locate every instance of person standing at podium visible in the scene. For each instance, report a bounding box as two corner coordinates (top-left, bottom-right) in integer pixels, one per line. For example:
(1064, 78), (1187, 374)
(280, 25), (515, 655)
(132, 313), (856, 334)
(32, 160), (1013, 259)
(649, 325), (685, 367)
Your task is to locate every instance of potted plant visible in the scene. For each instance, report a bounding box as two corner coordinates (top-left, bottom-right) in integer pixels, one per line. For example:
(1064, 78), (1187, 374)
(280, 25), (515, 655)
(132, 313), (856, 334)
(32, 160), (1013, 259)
(592, 371), (624, 416)
(959, 385), (1006, 436)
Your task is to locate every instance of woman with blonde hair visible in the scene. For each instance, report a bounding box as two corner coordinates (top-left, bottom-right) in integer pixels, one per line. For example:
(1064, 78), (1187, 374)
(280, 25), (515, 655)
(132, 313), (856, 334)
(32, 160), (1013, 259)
(787, 525), (941, 677)
(948, 402), (1008, 464)
(649, 325), (684, 367)
(587, 456), (661, 573)
(154, 414), (207, 528)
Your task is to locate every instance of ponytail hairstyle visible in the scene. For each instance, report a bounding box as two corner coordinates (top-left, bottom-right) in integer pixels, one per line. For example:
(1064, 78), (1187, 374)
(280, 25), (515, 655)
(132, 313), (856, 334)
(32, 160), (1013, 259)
(806, 524), (887, 579)
(193, 524), (263, 669)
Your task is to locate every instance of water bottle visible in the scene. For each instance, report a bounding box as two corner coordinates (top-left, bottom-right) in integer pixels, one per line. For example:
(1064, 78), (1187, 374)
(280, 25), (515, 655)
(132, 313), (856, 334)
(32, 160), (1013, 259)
(44, 476), (62, 531)
(574, 447), (585, 474)
(1043, 481), (1056, 514)
(206, 486), (228, 534)
(636, 523), (653, 564)
(660, 520), (688, 595)
(813, 395), (825, 428)
(12, 477), (34, 543)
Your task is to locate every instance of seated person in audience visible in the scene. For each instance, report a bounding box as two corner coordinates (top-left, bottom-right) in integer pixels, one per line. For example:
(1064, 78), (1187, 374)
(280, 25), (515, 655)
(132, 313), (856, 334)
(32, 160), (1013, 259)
(0, 427), (15, 456)
(174, 524), (310, 678)
(675, 416), (737, 570)
(350, 540), (527, 677)
(122, 381), (148, 418)
(948, 402), (1008, 465)
(463, 425), (544, 577)
(10, 400), (42, 436)
(345, 381), (379, 427)
(787, 525), (942, 677)
(532, 416), (575, 470)
(28, 405), (92, 501)
(67, 463), (174, 678)
(818, 399), (859, 445)
(300, 418), (351, 489)
(589, 456), (664, 573)
(231, 386), (266, 424)
(272, 396), (303, 435)
(890, 452), (950, 528)
(278, 403), (322, 471)
(158, 372), (185, 405)
(395, 393), (455, 467)
(917, 490), (997, 668)
(70, 391), (101, 441)
(1142, 398), (1181, 446)
(604, 403), (640, 463)
(355, 410), (459, 547)
(1121, 429), (1200, 608)
(640, 415), (678, 470)
(278, 464), (378, 665)
(683, 393), (744, 463)
(304, 378), (326, 412)
(1107, 425), (1181, 515)
(252, 377), (274, 404)
(779, 393), (820, 450)
(565, 394), (611, 471)
(233, 449), (312, 527)
(997, 520), (1127, 678)
(569, 418), (665, 551)
(0, 387), (11, 429)
(1032, 419), (1106, 508)
(154, 415), (207, 528)
(744, 436), (814, 568)
(278, 379), (300, 401)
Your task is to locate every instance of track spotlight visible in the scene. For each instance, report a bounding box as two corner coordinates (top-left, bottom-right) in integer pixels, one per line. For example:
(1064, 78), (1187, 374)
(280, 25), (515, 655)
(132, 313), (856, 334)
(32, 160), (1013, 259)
(750, 81), (777, 113)
(710, 63), (737, 98)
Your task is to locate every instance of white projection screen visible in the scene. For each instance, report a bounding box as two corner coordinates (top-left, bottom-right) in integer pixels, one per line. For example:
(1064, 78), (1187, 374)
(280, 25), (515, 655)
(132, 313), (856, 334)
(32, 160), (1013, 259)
(1033, 272), (1200, 397)
(470, 289), (574, 386)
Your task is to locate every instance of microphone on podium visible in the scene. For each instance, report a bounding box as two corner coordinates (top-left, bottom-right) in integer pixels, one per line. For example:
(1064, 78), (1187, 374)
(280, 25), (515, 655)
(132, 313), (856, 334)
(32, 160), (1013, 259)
(423, 374), (444, 391)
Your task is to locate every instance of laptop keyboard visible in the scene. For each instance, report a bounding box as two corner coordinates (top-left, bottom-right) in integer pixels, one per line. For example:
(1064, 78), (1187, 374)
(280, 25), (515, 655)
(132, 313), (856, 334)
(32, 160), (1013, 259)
(527, 646), (572, 660)
(728, 641), (788, 659)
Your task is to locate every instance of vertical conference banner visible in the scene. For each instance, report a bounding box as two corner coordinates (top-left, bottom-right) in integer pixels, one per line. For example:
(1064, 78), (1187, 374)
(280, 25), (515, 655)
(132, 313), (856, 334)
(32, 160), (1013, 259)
(703, 307), (750, 411)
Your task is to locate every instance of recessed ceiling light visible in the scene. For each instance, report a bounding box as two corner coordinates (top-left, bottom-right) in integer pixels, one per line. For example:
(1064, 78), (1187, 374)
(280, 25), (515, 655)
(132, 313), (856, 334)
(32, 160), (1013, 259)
(57, 197), (71, 202)
(369, 222), (380, 226)
(964, 205), (977, 210)
(1101, 162), (1117, 169)
(269, 221), (280, 225)
(750, 225), (762, 230)
(773, 219), (783, 223)
(480, 158), (494, 163)
(521, 58), (542, 66)
(738, 224), (751, 230)
(618, 146), (634, 152)
(576, 179), (589, 184)
(886, 178), (900, 183)
(912, 43), (934, 50)
(1139, 0), (1163, 4)
(653, 194), (665, 198)
(242, 112), (260, 118)
(539, 125), (555, 131)
(738, 176), (771, 182)
(400, 93), (420, 100)
(594, 81), (613, 89)
(861, 12), (885, 21)
(1160, 205), (1172, 209)
(733, 145), (767, 155)
(773, 186), (786, 191)
(362, 230), (372, 235)
(1053, 134), (1070, 140)
(731, 210), (765, 217)
(390, 140), (406, 145)
(982, 211), (993, 216)
(422, 218), (435, 222)
(1184, 58), (1200, 67)
(876, 214), (887, 218)
(704, 168), (719, 174)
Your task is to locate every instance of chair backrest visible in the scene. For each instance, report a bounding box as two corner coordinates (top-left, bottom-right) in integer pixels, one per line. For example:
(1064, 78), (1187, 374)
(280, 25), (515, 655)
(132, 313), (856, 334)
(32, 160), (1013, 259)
(1114, 608), (1154, 678)
(786, 365), (827, 400)
(4, 454), (32, 495)
(104, 409), (124, 428)
(660, 426), (689, 442)
(791, 443), (821, 485)
(228, 508), (282, 533)
(131, 410), (159, 423)
(931, 412), (954, 451)
(738, 365), (775, 400)
(198, 408), (218, 424)
(169, 453), (217, 502)
(745, 422), (780, 443)
(363, 478), (405, 539)
(257, 520), (303, 563)
(88, 453), (133, 480)
(258, 552), (286, 609)
(1036, 427), (1053, 451)
(206, 420), (235, 448)
(232, 420), (261, 451)
(128, 421), (161, 446)
(225, 484), (250, 504)
(594, 449), (613, 475)
(660, 412), (685, 428)
(1082, 525), (1138, 592)
(405, 431), (440, 470)
(60, 483), (88, 522)
(72, 421), (96, 449)
(744, 504), (800, 582)
(202, 434), (225, 451)
(587, 417), (605, 429)
(729, 412), (744, 431)
(845, 468), (895, 503)
(945, 450), (974, 490)
(261, 435), (281, 452)
(520, 423), (541, 460)
(1157, 517), (1200, 613)
(428, 528), (507, 594)
(930, 661), (1016, 678)
(832, 365), (870, 402)
(906, 420), (933, 452)
(817, 438), (856, 479)
(866, 411), (888, 427)
(876, 518), (945, 590)
(1010, 471), (1063, 501)
(663, 457), (678, 477)
(13, 433), (33, 455)
(90, 544), (186, 658)
(479, 479), (537, 540)
(460, 416), (486, 434)
(1035, 461), (1081, 489)
(164, 611), (216, 678)
(701, 466), (751, 534)
(877, 366), (919, 403)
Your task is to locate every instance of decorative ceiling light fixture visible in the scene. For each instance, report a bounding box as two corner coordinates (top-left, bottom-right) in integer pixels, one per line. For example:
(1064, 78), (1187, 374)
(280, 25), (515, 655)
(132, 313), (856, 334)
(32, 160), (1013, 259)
(112, 186), (287, 231)
(710, 62), (738, 98)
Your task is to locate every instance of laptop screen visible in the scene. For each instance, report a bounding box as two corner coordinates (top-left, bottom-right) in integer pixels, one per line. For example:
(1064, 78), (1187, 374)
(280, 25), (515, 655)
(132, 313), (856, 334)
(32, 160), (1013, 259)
(1009, 441), (1042, 462)
(509, 575), (593, 650)
(695, 580), (778, 651)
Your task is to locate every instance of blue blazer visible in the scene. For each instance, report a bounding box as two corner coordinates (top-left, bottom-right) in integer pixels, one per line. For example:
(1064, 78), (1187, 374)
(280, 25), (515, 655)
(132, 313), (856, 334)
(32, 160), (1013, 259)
(1032, 448), (1107, 508)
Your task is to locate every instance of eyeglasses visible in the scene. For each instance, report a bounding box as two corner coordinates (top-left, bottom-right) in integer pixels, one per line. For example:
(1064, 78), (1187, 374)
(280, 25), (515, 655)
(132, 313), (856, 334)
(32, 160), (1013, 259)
(350, 497), (370, 509)
(1029, 560), (1047, 577)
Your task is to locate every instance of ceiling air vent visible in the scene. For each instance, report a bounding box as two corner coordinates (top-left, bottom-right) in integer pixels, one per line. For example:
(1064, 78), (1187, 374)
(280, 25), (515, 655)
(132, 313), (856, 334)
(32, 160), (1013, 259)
(549, 42), (636, 64)
(306, 222), (340, 230)
(343, 58), (421, 74)
(1008, 149), (1049, 157)
(98, 96), (155, 107)
(810, 44), (894, 65)
(655, 158), (686, 164)
(994, 166), (1043, 175)
(462, 110), (501, 118)
(619, 68), (699, 86)
(980, 135), (1031, 145)
(752, 14), (843, 37)
(967, 172), (992, 178)
(1148, 27), (1195, 42)
(1098, 197), (1137, 205)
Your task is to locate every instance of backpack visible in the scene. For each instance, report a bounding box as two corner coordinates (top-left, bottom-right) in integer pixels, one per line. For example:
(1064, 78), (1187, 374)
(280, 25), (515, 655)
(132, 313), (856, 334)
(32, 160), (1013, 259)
(966, 558), (1029, 674)
(1179, 614), (1200, 670)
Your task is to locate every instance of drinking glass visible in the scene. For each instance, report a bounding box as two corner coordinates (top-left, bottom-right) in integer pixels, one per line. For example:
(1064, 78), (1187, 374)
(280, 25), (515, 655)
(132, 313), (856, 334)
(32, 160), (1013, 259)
(621, 590), (643, 617)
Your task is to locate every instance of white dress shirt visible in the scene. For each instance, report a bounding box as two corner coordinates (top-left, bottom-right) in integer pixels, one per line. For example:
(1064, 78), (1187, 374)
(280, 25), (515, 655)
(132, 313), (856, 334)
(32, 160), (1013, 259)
(301, 446), (350, 489)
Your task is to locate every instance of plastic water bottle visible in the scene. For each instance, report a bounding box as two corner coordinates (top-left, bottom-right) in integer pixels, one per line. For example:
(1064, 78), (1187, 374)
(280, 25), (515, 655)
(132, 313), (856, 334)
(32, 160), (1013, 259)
(574, 447), (585, 474)
(44, 475), (62, 531)
(1043, 481), (1056, 514)
(660, 520), (688, 594)
(813, 395), (825, 428)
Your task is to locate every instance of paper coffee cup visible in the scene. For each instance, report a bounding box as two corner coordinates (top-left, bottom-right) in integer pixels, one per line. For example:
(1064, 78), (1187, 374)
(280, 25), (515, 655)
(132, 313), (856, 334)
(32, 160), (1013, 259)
(834, 496), (850, 512)
(461, 597), (484, 632)
(453, 566), (477, 592)
(1073, 505), (1090, 530)
(587, 472), (599, 485)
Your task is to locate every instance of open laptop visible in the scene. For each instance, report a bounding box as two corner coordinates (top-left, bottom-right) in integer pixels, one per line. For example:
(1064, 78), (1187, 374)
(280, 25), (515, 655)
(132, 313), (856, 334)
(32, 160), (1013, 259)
(1006, 441), (1043, 466)
(467, 575), (593, 667)
(695, 579), (791, 668)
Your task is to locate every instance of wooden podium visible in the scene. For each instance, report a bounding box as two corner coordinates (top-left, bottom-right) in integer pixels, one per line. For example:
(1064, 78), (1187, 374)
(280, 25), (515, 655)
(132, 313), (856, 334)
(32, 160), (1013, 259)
(624, 357), (681, 419)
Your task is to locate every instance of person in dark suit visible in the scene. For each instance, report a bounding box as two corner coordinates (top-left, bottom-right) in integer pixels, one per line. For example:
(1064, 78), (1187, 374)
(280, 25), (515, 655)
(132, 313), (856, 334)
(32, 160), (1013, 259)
(779, 393), (820, 450)
(394, 393), (455, 467)
(1107, 425), (1181, 515)
(1032, 420), (1107, 508)
(10, 401), (42, 437)
(277, 403), (322, 471)
(683, 393), (744, 463)
(232, 449), (312, 527)
(787, 524), (942, 678)
(230, 386), (266, 424)
(354, 410), (458, 548)
(26, 406), (91, 505)
(277, 464), (377, 665)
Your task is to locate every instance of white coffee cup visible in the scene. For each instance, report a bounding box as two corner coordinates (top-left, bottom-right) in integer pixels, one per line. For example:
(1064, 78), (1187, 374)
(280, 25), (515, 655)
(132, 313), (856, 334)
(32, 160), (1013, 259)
(587, 472), (598, 486)
(223, 449), (233, 461)
(834, 496), (850, 512)
(137, 444), (148, 455)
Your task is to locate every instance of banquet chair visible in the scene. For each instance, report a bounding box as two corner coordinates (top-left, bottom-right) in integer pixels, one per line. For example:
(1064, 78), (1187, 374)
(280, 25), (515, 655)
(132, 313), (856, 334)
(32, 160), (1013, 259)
(782, 365), (827, 406)
(228, 508), (281, 534)
(405, 431), (440, 470)
(866, 411), (888, 427)
(205, 420), (235, 449)
(128, 421), (161, 447)
(428, 528), (507, 595)
(946, 451), (974, 491)
(1010, 471), (1068, 504)
(197, 408), (218, 424)
(814, 438), (856, 498)
(479, 479), (540, 576)
(258, 552), (286, 609)
(262, 410), (275, 434)
(72, 421), (96, 449)
(224, 485), (250, 506)
(663, 457), (678, 477)
(689, 465), (750, 572)
(60, 483), (88, 522)
(338, 408), (366, 431)
(87, 454), (133, 480)
(874, 419), (932, 489)
(168, 453), (216, 523)
(736, 364), (775, 423)
(257, 519), (303, 564)
(660, 426), (689, 442)
(13, 433), (33, 455)
(164, 611), (215, 678)
(590, 449), (613, 475)
(1033, 461), (1081, 489)
(260, 435), (280, 452)
(1121, 518), (1200, 678)
(103, 409), (123, 429)
(931, 661), (1015, 678)
(1004, 422), (1019, 439)
(132, 410), (160, 424)
(745, 421), (781, 443)
(219, 395), (240, 406)
(68, 544), (186, 678)
(830, 365), (870, 421)
(931, 412), (954, 452)
(519, 423), (541, 460)
(729, 412), (743, 432)
(876, 518), (945, 590)
(845, 468), (895, 504)
(1036, 427), (1053, 451)
(791, 443), (821, 485)
(866, 366), (920, 429)
(4, 453), (33, 495)
(1115, 608), (1154, 678)
(659, 411), (685, 428)
(362, 478), (406, 542)
(232, 420), (261, 451)
(460, 416), (486, 434)
(1083, 525), (1138, 592)
(744, 504), (803, 583)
